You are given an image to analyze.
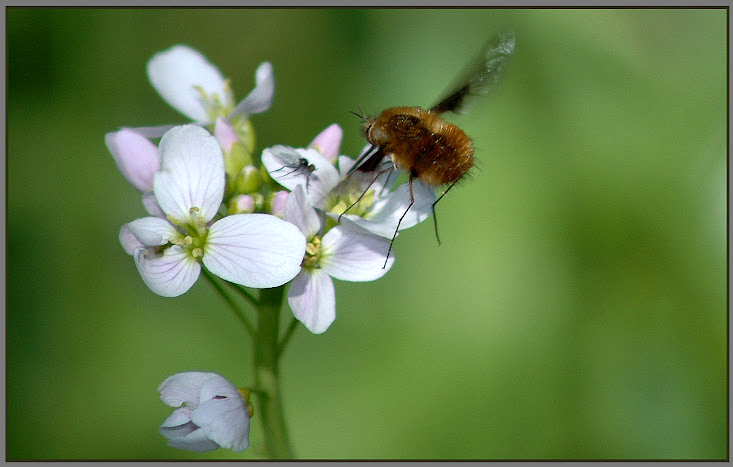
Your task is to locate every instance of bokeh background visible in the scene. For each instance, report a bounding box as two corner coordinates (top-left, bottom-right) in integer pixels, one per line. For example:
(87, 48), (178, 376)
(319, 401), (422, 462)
(7, 8), (727, 460)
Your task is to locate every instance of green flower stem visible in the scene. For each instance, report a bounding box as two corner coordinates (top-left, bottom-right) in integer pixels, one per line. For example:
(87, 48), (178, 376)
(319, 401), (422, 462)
(201, 268), (254, 337)
(227, 282), (260, 310)
(278, 315), (300, 358)
(253, 285), (293, 459)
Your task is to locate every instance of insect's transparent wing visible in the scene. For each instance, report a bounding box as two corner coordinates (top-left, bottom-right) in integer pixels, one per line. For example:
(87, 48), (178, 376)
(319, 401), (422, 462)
(268, 144), (302, 167)
(430, 30), (516, 115)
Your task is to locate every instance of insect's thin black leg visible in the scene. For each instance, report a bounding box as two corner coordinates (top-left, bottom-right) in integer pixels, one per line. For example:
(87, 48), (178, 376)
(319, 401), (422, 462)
(431, 179), (460, 246)
(338, 166), (395, 222)
(345, 144), (379, 178)
(274, 167), (300, 178)
(377, 162), (395, 198)
(384, 175), (415, 269)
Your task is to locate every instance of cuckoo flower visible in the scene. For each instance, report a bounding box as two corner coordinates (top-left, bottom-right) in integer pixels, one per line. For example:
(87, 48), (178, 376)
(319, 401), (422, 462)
(284, 186), (394, 334)
(158, 372), (250, 453)
(134, 45), (274, 138)
(119, 125), (305, 297)
(262, 144), (340, 209)
(328, 150), (437, 239)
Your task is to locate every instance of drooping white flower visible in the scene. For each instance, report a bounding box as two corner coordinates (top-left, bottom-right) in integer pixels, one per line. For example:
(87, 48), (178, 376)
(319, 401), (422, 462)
(158, 372), (250, 453)
(284, 185), (394, 334)
(134, 45), (274, 138)
(119, 124), (306, 297)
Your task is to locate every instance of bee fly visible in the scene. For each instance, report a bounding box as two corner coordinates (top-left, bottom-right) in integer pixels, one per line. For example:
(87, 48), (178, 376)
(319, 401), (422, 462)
(342, 31), (516, 265)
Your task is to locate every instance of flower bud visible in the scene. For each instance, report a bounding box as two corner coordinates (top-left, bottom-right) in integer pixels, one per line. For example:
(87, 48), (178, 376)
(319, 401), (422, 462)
(235, 165), (262, 194)
(228, 194), (256, 215)
(269, 190), (289, 218)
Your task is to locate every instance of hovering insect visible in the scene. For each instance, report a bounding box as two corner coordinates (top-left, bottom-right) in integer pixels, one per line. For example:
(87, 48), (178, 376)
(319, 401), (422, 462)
(343, 31), (516, 265)
(268, 145), (317, 191)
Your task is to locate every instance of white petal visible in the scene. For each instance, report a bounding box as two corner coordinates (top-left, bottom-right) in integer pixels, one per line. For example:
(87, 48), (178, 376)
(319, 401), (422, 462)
(284, 185), (322, 238)
(191, 378), (249, 452)
(160, 406), (222, 452)
(105, 129), (159, 192)
(230, 61), (274, 118)
(134, 245), (200, 297)
(262, 146), (339, 208)
(119, 224), (144, 255)
(159, 372), (223, 407)
(153, 125), (225, 223)
(338, 179), (436, 238)
(320, 220), (394, 281)
(203, 214), (306, 289)
(147, 45), (229, 122)
(337, 154), (357, 177)
(288, 269), (335, 334)
(160, 406), (193, 428)
(126, 217), (179, 247)
(142, 192), (166, 218)
(162, 422), (220, 453)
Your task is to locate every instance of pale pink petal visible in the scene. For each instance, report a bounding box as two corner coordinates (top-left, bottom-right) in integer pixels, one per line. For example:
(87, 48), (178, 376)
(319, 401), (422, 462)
(142, 192), (166, 218)
(134, 245), (200, 297)
(203, 214), (306, 289)
(308, 123), (342, 163)
(153, 125), (225, 223)
(287, 269), (335, 334)
(230, 61), (274, 118)
(269, 190), (288, 218)
(214, 117), (239, 153)
(320, 220), (394, 281)
(119, 224), (144, 255)
(284, 185), (322, 238)
(147, 45), (229, 122)
(105, 129), (159, 192)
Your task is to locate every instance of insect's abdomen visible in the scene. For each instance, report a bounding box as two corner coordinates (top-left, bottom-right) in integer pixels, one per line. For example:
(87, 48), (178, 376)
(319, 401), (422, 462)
(368, 107), (474, 186)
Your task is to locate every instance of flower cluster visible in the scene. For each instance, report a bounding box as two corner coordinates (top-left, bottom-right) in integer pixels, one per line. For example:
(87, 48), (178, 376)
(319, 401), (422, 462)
(106, 44), (435, 454)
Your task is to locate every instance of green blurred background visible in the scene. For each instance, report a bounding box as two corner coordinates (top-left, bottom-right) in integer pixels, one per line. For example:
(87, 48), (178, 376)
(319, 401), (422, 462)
(7, 8), (727, 460)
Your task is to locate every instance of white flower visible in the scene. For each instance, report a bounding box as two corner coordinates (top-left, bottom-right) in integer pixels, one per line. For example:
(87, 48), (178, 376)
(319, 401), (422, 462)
(284, 186), (394, 334)
(158, 372), (250, 453)
(134, 45), (274, 138)
(329, 150), (437, 239)
(262, 145), (340, 209)
(119, 125), (306, 297)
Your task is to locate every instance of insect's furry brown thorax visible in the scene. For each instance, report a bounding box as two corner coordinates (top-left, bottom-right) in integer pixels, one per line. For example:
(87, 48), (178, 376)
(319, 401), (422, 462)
(364, 106), (474, 186)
